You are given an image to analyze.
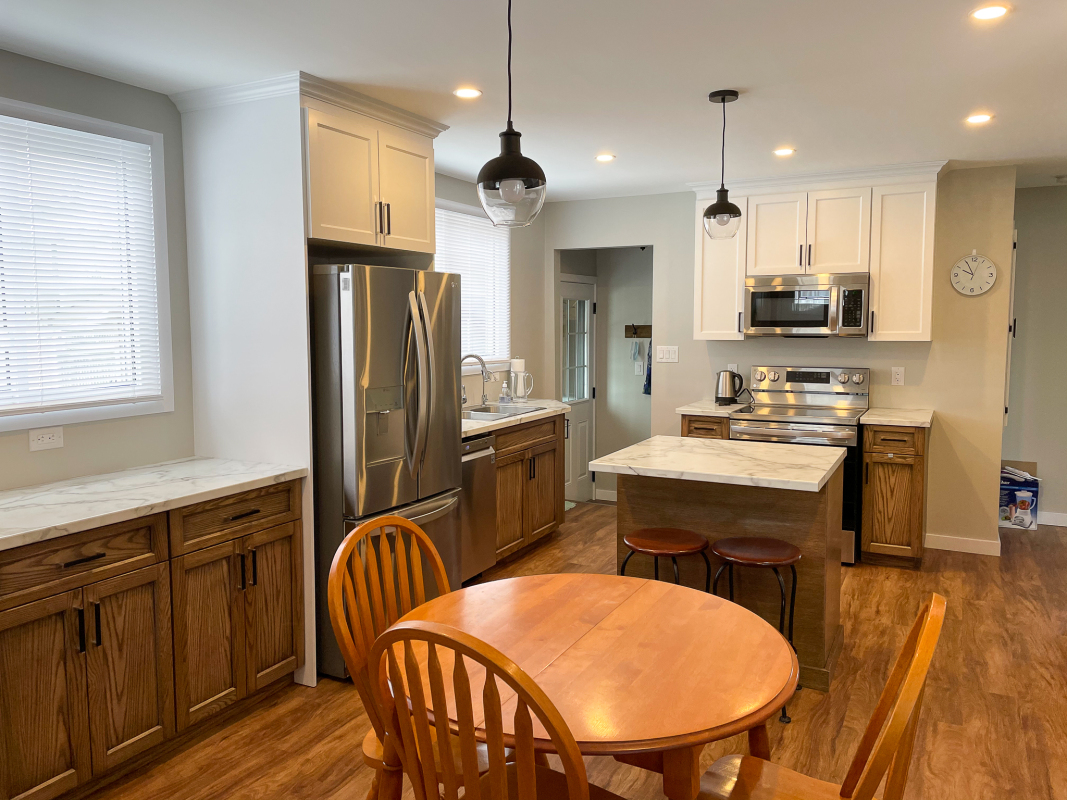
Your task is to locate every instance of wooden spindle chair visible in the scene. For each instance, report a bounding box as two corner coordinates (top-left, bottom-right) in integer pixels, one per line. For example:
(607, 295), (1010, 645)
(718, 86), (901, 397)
(370, 619), (628, 800)
(328, 515), (482, 800)
(698, 593), (947, 800)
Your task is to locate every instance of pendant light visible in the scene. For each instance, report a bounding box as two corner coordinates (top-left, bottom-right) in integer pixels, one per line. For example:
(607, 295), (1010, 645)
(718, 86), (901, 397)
(703, 89), (743, 240)
(476, 0), (546, 227)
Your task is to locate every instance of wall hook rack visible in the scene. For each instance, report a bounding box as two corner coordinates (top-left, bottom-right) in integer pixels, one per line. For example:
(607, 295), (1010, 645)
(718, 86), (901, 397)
(625, 324), (652, 339)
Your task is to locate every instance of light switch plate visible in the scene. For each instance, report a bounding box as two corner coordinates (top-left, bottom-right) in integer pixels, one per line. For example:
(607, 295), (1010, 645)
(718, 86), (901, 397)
(727, 363), (738, 373)
(29, 426), (64, 451)
(635, 361), (644, 375)
(891, 367), (905, 386)
(657, 346), (678, 363)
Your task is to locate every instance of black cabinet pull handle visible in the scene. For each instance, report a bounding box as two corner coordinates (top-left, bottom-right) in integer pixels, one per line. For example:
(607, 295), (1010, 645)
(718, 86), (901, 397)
(250, 549), (258, 586)
(227, 508), (260, 522)
(799, 244), (803, 267)
(386, 203), (392, 235)
(882, 437), (908, 443)
(807, 243), (812, 267)
(738, 311), (743, 333)
(528, 459), (534, 481)
(238, 553), (247, 591)
(77, 607), (86, 653)
(94, 602), (102, 647)
(865, 463), (869, 484)
(63, 552), (106, 569)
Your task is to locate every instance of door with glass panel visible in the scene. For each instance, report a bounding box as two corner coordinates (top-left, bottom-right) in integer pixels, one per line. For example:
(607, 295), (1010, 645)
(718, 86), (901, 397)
(561, 280), (595, 502)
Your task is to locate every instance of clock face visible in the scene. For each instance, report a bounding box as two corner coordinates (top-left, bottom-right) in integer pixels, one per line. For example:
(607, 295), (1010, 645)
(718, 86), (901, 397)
(951, 254), (997, 296)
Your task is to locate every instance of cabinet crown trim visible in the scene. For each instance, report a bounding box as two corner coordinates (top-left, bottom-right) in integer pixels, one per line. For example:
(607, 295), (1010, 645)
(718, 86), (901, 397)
(172, 73), (302, 113)
(689, 160), (947, 199)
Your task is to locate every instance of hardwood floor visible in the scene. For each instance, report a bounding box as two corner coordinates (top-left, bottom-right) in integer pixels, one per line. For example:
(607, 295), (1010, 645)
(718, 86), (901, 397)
(86, 503), (1067, 800)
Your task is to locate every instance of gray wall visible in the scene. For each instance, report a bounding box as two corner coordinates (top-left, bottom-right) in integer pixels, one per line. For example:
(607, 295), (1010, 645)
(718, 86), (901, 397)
(0, 49), (193, 490)
(593, 247), (653, 493)
(1003, 186), (1067, 518)
(559, 249), (598, 276)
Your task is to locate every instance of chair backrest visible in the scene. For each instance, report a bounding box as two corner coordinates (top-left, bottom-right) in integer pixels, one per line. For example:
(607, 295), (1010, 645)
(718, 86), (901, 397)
(370, 620), (590, 800)
(327, 515), (451, 739)
(839, 593), (946, 800)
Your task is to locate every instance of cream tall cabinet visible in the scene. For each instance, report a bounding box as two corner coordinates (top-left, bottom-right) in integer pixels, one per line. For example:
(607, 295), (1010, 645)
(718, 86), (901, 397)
(305, 107), (435, 253)
(691, 164), (942, 341)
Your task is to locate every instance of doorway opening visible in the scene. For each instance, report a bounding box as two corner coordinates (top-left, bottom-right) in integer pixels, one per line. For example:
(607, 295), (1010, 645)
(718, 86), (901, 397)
(559, 246), (653, 503)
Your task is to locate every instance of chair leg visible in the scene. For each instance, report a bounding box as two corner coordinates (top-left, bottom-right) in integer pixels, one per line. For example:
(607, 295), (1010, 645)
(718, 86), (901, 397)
(772, 566), (792, 725)
(728, 564), (735, 602)
(672, 557), (680, 585)
(365, 769), (381, 800)
(654, 557), (659, 581)
(788, 564), (798, 647)
(620, 550), (634, 576)
(701, 551), (712, 593)
(772, 567), (787, 636)
(713, 563), (727, 596)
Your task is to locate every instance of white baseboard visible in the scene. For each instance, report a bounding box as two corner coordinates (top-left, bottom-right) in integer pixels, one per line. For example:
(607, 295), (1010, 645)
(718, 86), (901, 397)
(1038, 511), (1067, 527)
(924, 533), (1001, 557)
(595, 489), (617, 502)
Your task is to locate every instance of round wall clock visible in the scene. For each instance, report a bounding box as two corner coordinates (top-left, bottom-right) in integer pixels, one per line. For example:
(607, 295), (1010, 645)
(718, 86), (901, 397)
(951, 253), (997, 296)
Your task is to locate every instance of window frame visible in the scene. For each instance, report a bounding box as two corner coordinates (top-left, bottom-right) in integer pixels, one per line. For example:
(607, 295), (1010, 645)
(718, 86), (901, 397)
(434, 198), (512, 375)
(0, 96), (174, 432)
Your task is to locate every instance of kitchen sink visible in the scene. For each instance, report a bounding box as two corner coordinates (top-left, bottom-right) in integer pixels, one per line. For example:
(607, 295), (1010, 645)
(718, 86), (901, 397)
(462, 404), (544, 421)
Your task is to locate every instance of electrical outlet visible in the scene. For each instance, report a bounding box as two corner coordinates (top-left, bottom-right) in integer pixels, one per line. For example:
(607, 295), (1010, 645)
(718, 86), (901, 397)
(29, 426), (64, 451)
(727, 363), (738, 373)
(891, 367), (905, 386)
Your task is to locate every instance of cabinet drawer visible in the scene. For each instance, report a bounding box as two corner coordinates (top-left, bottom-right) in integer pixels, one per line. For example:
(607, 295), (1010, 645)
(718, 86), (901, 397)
(169, 481), (301, 555)
(494, 418), (559, 456)
(865, 426), (921, 455)
(0, 515), (167, 612)
(682, 416), (728, 439)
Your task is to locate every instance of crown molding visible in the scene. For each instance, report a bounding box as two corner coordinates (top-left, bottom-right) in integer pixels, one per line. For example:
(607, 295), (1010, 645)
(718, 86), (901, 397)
(171, 71), (448, 139)
(689, 160), (948, 199)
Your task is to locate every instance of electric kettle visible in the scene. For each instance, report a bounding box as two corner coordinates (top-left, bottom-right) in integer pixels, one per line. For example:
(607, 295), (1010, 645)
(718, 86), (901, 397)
(715, 370), (744, 405)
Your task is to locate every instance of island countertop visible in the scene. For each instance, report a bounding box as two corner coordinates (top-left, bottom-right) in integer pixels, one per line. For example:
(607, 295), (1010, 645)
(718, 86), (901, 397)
(589, 435), (845, 492)
(0, 457), (307, 553)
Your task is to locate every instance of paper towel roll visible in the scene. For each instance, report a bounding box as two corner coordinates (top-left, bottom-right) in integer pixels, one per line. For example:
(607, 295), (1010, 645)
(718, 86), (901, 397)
(510, 358), (525, 372)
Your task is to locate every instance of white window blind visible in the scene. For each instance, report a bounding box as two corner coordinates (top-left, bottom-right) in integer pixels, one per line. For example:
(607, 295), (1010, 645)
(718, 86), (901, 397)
(0, 113), (162, 417)
(434, 206), (510, 361)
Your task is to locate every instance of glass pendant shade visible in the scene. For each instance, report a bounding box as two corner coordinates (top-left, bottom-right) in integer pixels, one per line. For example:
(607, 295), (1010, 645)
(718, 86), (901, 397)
(477, 126), (546, 228)
(703, 187), (743, 240)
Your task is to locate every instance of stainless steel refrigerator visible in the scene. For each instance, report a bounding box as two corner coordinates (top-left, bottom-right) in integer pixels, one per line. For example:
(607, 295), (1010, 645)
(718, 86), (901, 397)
(310, 263), (462, 678)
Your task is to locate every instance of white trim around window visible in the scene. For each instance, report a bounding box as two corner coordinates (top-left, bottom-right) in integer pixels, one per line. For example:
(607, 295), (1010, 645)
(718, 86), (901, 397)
(0, 97), (174, 432)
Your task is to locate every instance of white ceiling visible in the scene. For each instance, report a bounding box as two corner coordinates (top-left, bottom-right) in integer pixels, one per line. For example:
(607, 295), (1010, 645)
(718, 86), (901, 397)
(2, 0), (1065, 200)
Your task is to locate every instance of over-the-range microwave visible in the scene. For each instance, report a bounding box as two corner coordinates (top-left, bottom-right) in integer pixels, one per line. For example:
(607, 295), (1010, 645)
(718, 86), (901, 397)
(744, 274), (868, 337)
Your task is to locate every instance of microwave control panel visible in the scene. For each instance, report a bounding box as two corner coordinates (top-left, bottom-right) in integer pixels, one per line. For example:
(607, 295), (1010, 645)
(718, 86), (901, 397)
(840, 288), (865, 328)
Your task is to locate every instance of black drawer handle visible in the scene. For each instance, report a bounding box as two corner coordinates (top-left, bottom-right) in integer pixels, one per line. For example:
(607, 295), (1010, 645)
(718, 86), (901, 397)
(881, 437), (908, 443)
(63, 552), (106, 569)
(227, 508), (261, 522)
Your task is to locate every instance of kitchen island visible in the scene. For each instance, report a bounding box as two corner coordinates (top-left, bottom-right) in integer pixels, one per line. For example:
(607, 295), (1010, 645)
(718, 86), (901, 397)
(589, 435), (845, 690)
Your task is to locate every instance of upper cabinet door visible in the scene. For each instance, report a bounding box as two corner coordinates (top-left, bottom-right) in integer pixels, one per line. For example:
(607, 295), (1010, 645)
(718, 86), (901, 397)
(305, 108), (380, 246)
(868, 182), (936, 341)
(746, 192), (807, 275)
(694, 197), (747, 339)
(378, 123), (435, 253)
(805, 187), (872, 274)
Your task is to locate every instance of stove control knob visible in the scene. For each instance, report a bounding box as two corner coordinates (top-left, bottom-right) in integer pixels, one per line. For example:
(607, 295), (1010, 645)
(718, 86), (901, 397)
(852, 373), (865, 385)
(754, 370), (767, 381)
(838, 372), (850, 384)
(768, 371), (780, 382)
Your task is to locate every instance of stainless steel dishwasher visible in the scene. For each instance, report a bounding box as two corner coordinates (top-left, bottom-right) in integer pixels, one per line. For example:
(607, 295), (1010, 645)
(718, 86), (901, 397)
(460, 434), (497, 583)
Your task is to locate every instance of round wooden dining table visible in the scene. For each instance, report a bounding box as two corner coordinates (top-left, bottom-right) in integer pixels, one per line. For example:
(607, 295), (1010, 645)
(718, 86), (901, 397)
(398, 573), (798, 800)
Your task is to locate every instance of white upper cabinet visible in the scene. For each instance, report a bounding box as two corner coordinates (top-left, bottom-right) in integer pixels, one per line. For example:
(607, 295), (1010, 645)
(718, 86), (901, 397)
(868, 182), (936, 341)
(806, 187), (871, 274)
(746, 192), (807, 275)
(304, 107), (436, 253)
(378, 124), (435, 253)
(694, 197), (747, 340)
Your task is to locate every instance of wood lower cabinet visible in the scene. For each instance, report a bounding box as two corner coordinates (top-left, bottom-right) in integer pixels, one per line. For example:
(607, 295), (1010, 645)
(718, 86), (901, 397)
(493, 416), (566, 560)
(862, 425), (928, 567)
(680, 415), (730, 440)
(243, 522), (303, 693)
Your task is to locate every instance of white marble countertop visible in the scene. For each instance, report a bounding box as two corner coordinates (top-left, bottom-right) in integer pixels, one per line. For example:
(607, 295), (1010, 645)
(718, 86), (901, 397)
(861, 408), (934, 428)
(461, 399), (570, 438)
(675, 399), (748, 418)
(589, 435), (846, 492)
(0, 457), (308, 553)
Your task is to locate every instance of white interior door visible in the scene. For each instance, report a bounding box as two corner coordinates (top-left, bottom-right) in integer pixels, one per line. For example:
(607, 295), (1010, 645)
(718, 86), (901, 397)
(561, 279), (595, 502)
(746, 192), (807, 275)
(806, 187), (872, 273)
(1004, 229), (1018, 425)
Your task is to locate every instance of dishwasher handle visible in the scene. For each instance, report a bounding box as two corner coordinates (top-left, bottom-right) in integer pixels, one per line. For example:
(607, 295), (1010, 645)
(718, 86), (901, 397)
(462, 447), (496, 463)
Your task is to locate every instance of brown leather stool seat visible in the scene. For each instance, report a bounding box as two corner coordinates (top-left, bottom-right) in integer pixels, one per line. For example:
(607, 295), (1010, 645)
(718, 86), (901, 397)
(711, 536), (802, 724)
(620, 528), (711, 590)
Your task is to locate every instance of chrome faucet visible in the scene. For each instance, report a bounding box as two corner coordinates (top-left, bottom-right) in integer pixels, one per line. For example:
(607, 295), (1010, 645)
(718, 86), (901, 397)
(461, 354), (493, 406)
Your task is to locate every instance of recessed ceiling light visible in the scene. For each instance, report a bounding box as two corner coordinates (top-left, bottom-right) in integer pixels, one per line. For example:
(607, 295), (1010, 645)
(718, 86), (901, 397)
(774, 148), (796, 157)
(596, 154), (616, 162)
(966, 113), (993, 124)
(453, 88), (482, 99)
(972, 5), (1008, 19)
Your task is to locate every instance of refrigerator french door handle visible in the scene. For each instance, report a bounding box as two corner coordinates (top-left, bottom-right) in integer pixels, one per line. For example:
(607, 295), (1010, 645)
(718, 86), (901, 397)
(417, 291), (437, 469)
(405, 291), (430, 478)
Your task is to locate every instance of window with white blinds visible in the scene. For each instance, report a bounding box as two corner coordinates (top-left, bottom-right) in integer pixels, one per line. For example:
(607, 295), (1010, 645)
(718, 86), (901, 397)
(434, 205), (510, 361)
(0, 111), (164, 420)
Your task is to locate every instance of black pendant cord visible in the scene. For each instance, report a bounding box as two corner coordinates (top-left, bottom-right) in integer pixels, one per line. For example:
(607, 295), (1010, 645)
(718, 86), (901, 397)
(720, 99), (727, 191)
(507, 0), (514, 130)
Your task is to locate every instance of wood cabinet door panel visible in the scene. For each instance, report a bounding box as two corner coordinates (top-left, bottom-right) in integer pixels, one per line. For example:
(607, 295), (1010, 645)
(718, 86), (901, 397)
(495, 452), (527, 559)
(862, 452), (924, 560)
(378, 124), (435, 253)
(171, 541), (245, 731)
(243, 522), (303, 693)
(305, 108), (380, 246)
(746, 192), (807, 276)
(0, 591), (90, 800)
(84, 564), (174, 774)
(526, 442), (559, 542)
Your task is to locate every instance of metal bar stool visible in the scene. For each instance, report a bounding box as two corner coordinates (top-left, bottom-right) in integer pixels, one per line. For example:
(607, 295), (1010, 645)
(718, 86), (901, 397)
(620, 528), (712, 591)
(711, 537), (801, 723)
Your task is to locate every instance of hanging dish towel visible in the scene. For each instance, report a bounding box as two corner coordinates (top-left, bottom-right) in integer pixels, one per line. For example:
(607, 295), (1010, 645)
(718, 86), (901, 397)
(643, 338), (652, 395)
(630, 340), (642, 362)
